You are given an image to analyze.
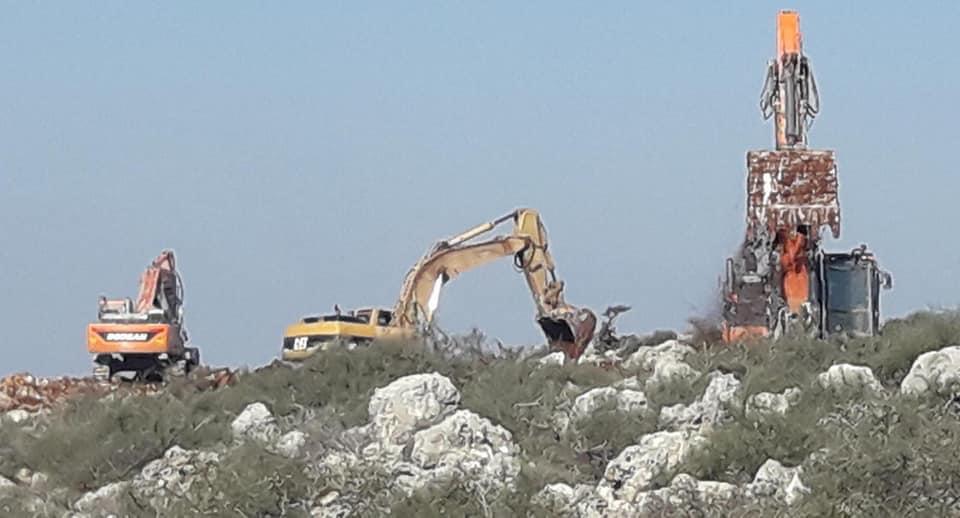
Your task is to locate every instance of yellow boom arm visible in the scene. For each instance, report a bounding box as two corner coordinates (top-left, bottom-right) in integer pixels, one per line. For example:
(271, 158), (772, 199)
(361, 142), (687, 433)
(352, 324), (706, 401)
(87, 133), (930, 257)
(392, 208), (597, 358)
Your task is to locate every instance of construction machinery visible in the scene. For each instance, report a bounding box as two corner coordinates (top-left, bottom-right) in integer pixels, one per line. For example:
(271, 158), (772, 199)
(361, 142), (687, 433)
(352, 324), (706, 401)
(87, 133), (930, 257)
(282, 208), (597, 360)
(721, 11), (892, 343)
(87, 250), (200, 381)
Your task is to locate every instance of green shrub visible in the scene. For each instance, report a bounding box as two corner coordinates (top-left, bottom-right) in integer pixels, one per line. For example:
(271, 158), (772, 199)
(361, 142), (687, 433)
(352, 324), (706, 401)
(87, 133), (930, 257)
(3, 313), (960, 516)
(156, 443), (313, 517)
(0, 393), (224, 491)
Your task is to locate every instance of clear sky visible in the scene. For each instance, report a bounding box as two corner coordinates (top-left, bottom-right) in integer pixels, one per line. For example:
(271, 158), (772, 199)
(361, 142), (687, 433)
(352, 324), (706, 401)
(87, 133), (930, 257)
(1, 2), (957, 376)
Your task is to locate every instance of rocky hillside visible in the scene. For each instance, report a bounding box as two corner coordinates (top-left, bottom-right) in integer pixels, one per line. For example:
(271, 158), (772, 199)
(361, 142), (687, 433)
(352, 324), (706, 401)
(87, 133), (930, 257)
(2, 311), (960, 517)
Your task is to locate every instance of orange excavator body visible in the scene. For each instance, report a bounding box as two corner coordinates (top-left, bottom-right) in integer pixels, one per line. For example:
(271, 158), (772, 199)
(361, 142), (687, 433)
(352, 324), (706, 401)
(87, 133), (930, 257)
(779, 231), (810, 314)
(87, 250), (198, 381)
(721, 10), (890, 344)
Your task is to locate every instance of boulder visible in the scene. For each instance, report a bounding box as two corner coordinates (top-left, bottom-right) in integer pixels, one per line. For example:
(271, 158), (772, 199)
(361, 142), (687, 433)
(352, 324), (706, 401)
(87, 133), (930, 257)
(368, 373), (460, 449)
(274, 430), (307, 459)
(613, 376), (644, 391)
(74, 481), (131, 514)
(659, 372), (741, 432)
(231, 402), (281, 443)
(537, 351), (566, 367)
(901, 346), (960, 398)
(2, 409), (31, 424)
(532, 483), (599, 515)
(624, 340), (696, 372)
(136, 445), (221, 504)
(74, 446), (221, 515)
(598, 430), (706, 503)
(578, 349), (623, 368)
(571, 387), (653, 422)
(745, 388), (802, 422)
(816, 364), (883, 396)
(644, 359), (702, 393)
(401, 409), (520, 495)
(746, 459), (809, 505)
(310, 491), (352, 518)
(633, 473), (739, 514)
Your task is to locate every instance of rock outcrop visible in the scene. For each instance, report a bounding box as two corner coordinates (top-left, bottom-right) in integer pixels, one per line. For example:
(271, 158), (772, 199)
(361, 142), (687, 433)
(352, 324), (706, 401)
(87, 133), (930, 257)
(367, 372), (460, 449)
(598, 430), (706, 503)
(816, 363), (884, 396)
(231, 402), (281, 443)
(901, 345), (960, 398)
(659, 372), (741, 432)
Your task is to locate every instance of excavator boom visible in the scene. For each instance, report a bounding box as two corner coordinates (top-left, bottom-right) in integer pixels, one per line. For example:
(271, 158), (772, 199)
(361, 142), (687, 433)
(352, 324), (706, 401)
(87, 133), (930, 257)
(722, 11), (890, 343)
(282, 209), (597, 361)
(393, 208), (596, 358)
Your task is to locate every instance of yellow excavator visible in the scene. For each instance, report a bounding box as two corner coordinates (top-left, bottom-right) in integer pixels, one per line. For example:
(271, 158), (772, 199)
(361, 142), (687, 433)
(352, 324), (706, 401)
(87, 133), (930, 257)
(281, 208), (597, 360)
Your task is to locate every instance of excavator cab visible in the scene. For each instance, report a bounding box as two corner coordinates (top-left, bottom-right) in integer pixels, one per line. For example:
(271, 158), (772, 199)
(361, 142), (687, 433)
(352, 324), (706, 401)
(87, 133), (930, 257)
(817, 247), (892, 338)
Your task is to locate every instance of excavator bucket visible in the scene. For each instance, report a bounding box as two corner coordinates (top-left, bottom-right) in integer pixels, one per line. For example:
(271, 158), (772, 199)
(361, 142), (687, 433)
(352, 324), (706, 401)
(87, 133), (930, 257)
(745, 149), (840, 239)
(538, 308), (598, 359)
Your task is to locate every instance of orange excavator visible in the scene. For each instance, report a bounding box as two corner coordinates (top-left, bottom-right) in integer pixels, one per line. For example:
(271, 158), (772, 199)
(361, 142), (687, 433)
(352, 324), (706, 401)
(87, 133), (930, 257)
(87, 250), (199, 381)
(721, 11), (892, 343)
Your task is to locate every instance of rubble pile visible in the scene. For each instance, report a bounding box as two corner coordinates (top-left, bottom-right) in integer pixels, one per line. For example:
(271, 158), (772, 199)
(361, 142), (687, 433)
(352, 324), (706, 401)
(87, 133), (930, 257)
(0, 366), (238, 414)
(0, 373), (113, 413)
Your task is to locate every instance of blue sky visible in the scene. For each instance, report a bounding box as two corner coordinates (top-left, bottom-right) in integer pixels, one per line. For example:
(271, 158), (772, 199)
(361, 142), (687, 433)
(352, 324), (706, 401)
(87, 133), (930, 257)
(1, 1), (957, 376)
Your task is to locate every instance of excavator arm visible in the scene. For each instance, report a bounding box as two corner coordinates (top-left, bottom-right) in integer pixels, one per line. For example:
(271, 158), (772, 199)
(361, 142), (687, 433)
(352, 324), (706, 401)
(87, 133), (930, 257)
(722, 10), (890, 343)
(133, 250), (183, 323)
(392, 208), (597, 358)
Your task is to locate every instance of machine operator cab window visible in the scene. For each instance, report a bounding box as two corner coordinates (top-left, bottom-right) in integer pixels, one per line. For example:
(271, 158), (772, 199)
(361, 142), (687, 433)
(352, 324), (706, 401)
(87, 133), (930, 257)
(377, 309), (394, 326)
(819, 247), (891, 338)
(354, 309), (374, 324)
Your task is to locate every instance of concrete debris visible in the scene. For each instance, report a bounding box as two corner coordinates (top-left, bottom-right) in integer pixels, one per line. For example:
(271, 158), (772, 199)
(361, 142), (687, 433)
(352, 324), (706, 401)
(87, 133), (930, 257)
(0, 367), (237, 413)
(0, 373), (111, 412)
(900, 345), (960, 398)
